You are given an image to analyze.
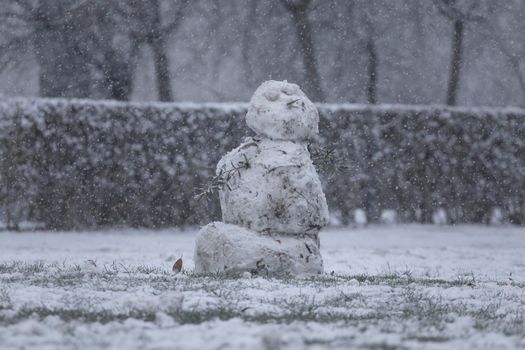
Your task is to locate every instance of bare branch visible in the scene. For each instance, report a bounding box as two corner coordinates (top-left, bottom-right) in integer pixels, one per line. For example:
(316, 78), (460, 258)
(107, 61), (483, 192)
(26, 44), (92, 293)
(65, 0), (91, 14)
(13, 0), (35, 13)
(162, 0), (190, 34)
(0, 34), (32, 73)
(0, 11), (30, 23)
(490, 25), (525, 103)
(434, 0), (489, 23)
(0, 34), (31, 51)
(434, 0), (459, 20)
(279, 0), (311, 13)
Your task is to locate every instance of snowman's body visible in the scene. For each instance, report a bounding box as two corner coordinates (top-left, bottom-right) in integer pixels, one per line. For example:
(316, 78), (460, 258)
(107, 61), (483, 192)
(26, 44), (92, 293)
(194, 81), (328, 276)
(218, 137), (328, 236)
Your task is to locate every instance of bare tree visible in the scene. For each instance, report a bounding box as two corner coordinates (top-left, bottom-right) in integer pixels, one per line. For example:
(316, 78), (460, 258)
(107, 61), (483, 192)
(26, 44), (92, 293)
(494, 39), (525, 105)
(487, 0), (525, 105)
(90, 3), (137, 101)
(0, 2), (33, 74)
(118, 0), (188, 101)
(0, 0), (96, 98)
(0, 0), (136, 100)
(364, 34), (378, 104)
(435, 0), (489, 105)
(351, 0), (382, 104)
(279, 0), (324, 102)
(240, 0), (259, 88)
(0, 0), (188, 101)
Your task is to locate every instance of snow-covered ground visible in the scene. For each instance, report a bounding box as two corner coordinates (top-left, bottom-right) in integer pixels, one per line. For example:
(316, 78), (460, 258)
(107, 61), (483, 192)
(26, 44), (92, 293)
(1, 224), (524, 349)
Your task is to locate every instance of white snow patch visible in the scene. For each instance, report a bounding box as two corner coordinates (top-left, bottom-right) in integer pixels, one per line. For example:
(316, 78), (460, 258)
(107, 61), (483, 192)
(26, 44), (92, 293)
(1, 225), (525, 350)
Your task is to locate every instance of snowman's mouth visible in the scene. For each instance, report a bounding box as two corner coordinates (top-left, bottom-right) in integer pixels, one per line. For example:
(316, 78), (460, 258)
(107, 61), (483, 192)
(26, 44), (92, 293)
(286, 99), (301, 108)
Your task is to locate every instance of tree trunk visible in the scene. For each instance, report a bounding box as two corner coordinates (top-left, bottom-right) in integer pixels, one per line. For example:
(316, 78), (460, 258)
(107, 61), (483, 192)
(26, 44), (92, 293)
(289, 9), (324, 102)
(241, 0), (258, 86)
(146, 0), (174, 102)
(446, 20), (464, 106)
(151, 37), (174, 102)
(94, 3), (135, 101)
(366, 37), (378, 104)
(33, 1), (92, 98)
(103, 49), (133, 101)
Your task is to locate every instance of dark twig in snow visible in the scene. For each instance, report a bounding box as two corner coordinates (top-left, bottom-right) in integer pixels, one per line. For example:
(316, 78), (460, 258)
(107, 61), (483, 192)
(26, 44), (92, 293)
(194, 156), (251, 201)
(308, 144), (348, 178)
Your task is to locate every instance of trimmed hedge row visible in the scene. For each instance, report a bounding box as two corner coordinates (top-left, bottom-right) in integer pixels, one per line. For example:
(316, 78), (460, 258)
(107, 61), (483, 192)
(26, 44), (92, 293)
(1, 98), (524, 229)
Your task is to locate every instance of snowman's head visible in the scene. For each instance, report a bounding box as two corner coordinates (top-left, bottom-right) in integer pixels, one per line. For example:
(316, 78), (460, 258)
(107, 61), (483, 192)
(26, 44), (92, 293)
(246, 80), (319, 141)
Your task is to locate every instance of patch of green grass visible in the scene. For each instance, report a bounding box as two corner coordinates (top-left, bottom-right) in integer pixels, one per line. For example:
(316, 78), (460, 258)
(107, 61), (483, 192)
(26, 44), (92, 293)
(0, 262), (487, 292)
(280, 272), (480, 289)
(0, 287), (11, 310)
(2, 261), (525, 339)
(405, 335), (450, 343)
(0, 261), (46, 274)
(135, 265), (164, 275)
(0, 306), (157, 324)
(502, 308), (525, 336)
(361, 342), (408, 350)
(0, 261), (20, 274)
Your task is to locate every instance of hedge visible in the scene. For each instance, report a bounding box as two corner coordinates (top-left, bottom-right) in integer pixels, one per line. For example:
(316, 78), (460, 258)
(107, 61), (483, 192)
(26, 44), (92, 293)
(1, 98), (524, 229)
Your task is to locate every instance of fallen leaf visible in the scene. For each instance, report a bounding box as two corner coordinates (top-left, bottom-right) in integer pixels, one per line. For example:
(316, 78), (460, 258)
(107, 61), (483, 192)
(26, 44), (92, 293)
(173, 257), (183, 273)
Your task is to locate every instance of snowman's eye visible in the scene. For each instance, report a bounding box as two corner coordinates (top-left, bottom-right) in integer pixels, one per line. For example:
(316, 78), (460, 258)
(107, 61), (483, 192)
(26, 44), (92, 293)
(264, 89), (280, 101)
(282, 84), (299, 96)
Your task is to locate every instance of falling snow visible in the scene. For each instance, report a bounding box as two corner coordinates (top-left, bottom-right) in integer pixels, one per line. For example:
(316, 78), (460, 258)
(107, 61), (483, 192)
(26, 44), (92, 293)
(1, 1), (525, 349)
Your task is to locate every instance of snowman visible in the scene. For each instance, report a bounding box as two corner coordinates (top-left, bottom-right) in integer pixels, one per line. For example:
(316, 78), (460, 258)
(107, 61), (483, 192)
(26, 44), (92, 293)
(194, 80), (329, 276)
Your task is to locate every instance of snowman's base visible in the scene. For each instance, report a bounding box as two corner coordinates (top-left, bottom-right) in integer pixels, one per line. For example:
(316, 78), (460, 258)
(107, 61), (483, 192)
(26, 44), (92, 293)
(194, 222), (323, 277)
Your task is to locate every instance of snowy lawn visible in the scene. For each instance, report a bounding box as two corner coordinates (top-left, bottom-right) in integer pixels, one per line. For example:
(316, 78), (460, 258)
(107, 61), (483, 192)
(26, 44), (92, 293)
(1, 224), (524, 349)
